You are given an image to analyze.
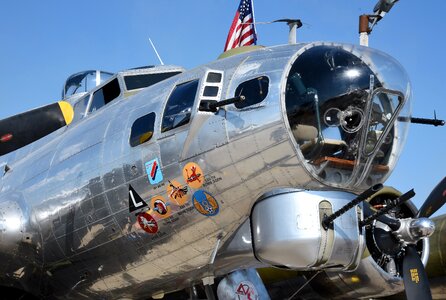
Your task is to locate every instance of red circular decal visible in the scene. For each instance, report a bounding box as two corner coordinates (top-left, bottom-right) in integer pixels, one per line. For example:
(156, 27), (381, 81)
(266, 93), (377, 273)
(137, 211), (158, 234)
(151, 195), (172, 219)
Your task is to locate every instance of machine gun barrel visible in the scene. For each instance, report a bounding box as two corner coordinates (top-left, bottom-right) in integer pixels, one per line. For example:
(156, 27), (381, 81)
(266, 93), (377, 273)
(398, 116), (445, 127)
(322, 184), (383, 230)
(359, 189), (415, 228)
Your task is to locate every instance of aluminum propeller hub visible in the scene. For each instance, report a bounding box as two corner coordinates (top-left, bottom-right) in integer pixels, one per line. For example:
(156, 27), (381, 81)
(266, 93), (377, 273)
(394, 218), (435, 245)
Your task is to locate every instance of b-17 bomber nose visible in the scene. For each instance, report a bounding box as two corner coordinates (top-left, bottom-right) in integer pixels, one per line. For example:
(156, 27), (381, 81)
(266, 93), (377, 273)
(284, 43), (412, 190)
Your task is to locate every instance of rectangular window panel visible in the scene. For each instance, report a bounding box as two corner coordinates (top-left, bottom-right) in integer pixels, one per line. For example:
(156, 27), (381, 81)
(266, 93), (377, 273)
(124, 72), (181, 90)
(161, 80), (199, 132)
(89, 78), (121, 112)
(206, 72), (222, 83)
(203, 86), (219, 97)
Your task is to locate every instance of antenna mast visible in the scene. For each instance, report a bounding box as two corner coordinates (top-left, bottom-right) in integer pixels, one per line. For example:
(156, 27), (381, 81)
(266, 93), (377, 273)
(272, 19), (302, 44)
(148, 38), (164, 65)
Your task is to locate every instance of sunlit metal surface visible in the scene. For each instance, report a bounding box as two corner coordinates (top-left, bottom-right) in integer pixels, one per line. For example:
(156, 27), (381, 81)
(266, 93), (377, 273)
(0, 42), (418, 299)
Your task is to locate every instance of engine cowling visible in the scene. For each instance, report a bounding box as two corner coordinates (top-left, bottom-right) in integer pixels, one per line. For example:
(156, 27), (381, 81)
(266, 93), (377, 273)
(305, 187), (429, 299)
(250, 189), (363, 272)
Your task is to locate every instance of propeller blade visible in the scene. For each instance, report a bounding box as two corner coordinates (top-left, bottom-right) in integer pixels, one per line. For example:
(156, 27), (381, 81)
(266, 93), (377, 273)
(402, 245), (432, 300)
(417, 177), (446, 218)
(0, 101), (73, 156)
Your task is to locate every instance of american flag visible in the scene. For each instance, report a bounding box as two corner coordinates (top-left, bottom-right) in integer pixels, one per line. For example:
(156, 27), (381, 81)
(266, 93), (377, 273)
(224, 0), (257, 52)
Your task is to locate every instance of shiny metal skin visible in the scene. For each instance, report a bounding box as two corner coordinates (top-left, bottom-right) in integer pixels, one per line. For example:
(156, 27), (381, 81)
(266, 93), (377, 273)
(214, 219), (266, 276)
(251, 189), (363, 271)
(0, 42), (415, 299)
(308, 236), (431, 299)
(393, 218), (435, 244)
(0, 199), (25, 254)
(253, 217), (445, 300)
(214, 190), (364, 274)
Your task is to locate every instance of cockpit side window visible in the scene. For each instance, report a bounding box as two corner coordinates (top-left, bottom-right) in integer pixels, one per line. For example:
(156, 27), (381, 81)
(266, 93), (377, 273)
(161, 79), (199, 132)
(62, 70), (113, 99)
(124, 72), (182, 91)
(89, 78), (121, 113)
(72, 94), (90, 123)
(130, 112), (156, 147)
(234, 76), (269, 109)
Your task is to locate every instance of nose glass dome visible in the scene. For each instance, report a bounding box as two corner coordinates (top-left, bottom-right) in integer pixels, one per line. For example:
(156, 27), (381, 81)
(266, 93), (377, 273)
(285, 44), (411, 189)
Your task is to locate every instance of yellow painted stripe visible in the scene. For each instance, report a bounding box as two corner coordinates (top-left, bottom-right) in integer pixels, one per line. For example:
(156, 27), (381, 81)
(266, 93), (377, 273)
(57, 101), (74, 125)
(217, 45), (265, 59)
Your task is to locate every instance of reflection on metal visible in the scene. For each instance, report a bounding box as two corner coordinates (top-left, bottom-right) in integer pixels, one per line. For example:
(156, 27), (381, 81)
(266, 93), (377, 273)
(252, 189), (362, 271)
(77, 224), (105, 249)
(285, 44), (410, 189)
(0, 42), (426, 299)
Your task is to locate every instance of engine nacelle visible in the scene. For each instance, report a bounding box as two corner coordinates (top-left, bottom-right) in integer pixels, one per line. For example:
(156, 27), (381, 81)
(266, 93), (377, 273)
(309, 187), (430, 299)
(215, 187), (435, 300)
(251, 189), (364, 271)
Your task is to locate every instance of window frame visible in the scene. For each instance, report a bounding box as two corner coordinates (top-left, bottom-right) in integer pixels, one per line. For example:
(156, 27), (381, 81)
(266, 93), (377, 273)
(199, 70), (224, 101)
(71, 93), (91, 124)
(160, 78), (200, 135)
(86, 77), (122, 115)
(233, 75), (270, 109)
(123, 71), (182, 91)
(129, 112), (156, 147)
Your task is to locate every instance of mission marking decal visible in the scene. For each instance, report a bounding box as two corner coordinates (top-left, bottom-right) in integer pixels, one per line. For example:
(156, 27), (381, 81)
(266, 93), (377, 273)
(192, 190), (219, 216)
(128, 184), (148, 213)
(183, 162), (204, 189)
(150, 195), (171, 219)
(145, 158), (163, 185)
(137, 211), (158, 234)
(166, 179), (189, 206)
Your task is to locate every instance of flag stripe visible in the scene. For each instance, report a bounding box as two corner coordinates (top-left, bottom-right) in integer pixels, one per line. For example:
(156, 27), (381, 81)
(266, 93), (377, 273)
(224, 12), (241, 51)
(229, 20), (243, 50)
(224, 0), (257, 52)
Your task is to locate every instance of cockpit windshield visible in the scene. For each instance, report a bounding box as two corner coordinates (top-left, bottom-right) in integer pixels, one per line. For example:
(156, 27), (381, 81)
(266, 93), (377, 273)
(285, 45), (411, 189)
(62, 70), (113, 99)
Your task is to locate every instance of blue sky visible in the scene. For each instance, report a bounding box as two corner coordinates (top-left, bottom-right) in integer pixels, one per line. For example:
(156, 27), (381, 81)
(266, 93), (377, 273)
(0, 0), (445, 216)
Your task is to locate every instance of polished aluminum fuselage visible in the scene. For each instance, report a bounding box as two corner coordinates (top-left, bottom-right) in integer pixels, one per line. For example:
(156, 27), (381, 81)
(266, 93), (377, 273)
(1, 44), (331, 299)
(0, 42), (409, 299)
